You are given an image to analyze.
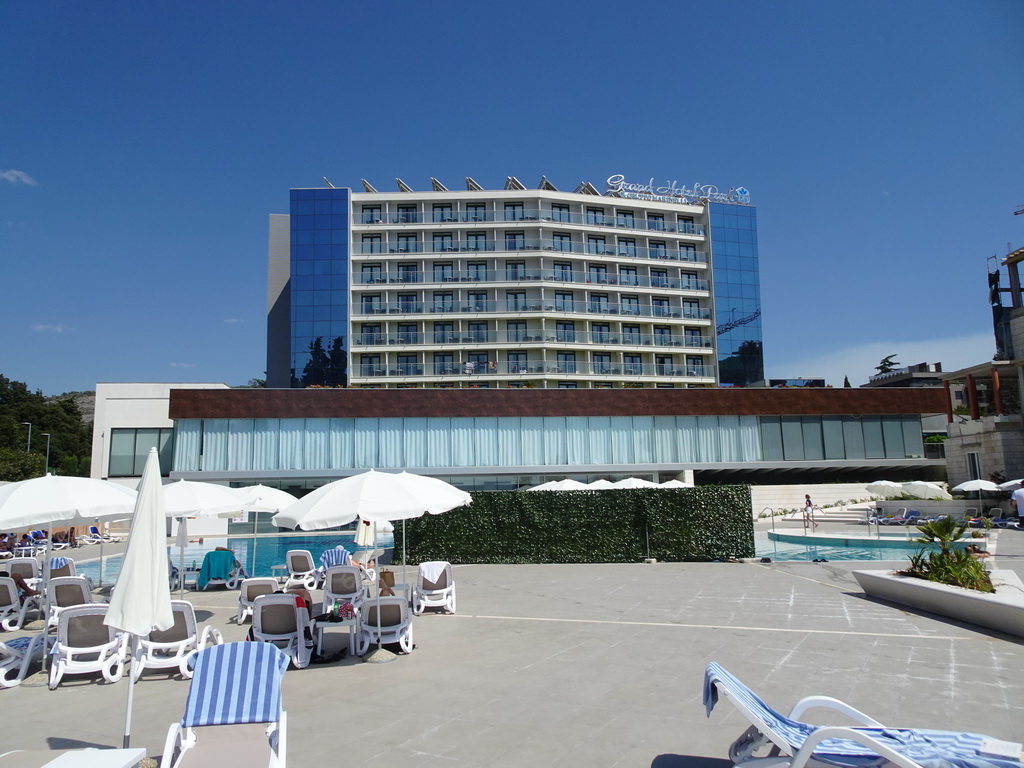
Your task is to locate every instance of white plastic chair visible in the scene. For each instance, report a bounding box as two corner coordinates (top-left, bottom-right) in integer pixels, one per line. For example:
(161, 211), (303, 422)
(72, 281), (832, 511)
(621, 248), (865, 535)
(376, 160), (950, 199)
(0, 577), (23, 631)
(322, 566), (369, 613)
(237, 578), (280, 624)
(49, 604), (129, 689)
(133, 600), (224, 682)
(283, 550), (321, 591)
(356, 596), (414, 655)
(0, 633), (47, 688)
(5, 557), (40, 590)
(46, 576), (94, 629)
(412, 561), (456, 615)
(252, 593), (314, 669)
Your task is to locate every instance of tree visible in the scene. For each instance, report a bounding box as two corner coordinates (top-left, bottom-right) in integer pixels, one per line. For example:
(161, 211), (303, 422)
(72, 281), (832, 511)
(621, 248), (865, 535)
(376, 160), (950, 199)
(843, 376), (852, 388)
(0, 446), (44, 481)
(875, 354), (900, 374)
(300, 336), (348, 387)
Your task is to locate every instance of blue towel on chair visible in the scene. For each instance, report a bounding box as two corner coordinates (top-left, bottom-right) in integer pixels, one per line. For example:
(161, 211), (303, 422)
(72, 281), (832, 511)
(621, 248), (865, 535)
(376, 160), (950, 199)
(49, 557), (69, 570)
(197, 550), (236, 590)
(319, 546), (351, 570)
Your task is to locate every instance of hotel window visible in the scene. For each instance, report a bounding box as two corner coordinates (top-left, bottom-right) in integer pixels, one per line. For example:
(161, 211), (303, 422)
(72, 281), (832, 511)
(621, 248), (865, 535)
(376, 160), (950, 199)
(619, 267), (638, 286)
(681, 271), (699, 290)
(433, 233), (454, 253)
(506, 321), (527, 342)
(556, 321), (575, 342)
(467, 261), (487, 280)
(396, 234), (418, 253)
(432, 262), (454, 282)
(593, 353), (612, 373)
(465, 203), (486, 222)
(686, 356), (703, 375)
(361, 235), (382, 255)
(468, 322), (488, 342)
(362, 206), (382, 224)
(652, 297), (670, 317)
(680, 243), (696, 260)
(591, 323), (610, 343)
(397, 354), (418, 375)
(551, 204), (570, 222)
(360, 324), (382, 345)
(653, 326), (672, 345)
(506, 291), (527, 311)
(589, 294), (609, 314)
(682, 301), (700, 319)
(361, 294), (383, 314)
(553, 233), (572, 252)
(685, 328), (704, 347)
(558, 382), (578, 388)
(433, 322), (454, 343)
(433, 353), (455, 374)
(621, 295), (640, 315)
(554, 262), (573, 281)
(468, 352), (488, 369)
(556, 351), (576, 373)
(618, 239), (637, 258)
(505, 231), (525, 251)
(594, 382), (613, 389)
(647, 213), (664, 231)
(361, 264), (383, 283)
(505, 261), (526, 279)
(678, 216), (695, 234)
(616, 210), (635, 228)
(507, 351), (527, 372)
(360, 355), (382, 376)
(432, 292), (453, 312)
(651, 269), (668, 288)
(466, 231), (487, 251)
(108, 428), (173, 477)
(397, 293), (418, 312)
(433, 204), (453, 222)
(555, 292), (574, 311)
(624, 354), (641, 374)
(587, 235), (606, 255)
(586, 207), (605, 225)
(397, 263), (418, 283)
(397, 324), (417, 344)
(504, 202), (525, 222)
(649, 240), (667, 259)
(468, 292), (487, 311)
(588, 265), (608, 284)
(622, 325), (640, 343)
(396, 205), (418, 223)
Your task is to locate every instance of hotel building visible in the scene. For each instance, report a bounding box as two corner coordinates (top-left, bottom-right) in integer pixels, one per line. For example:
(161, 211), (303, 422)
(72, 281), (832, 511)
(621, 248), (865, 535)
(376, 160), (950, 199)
(266, 175), (763, 390)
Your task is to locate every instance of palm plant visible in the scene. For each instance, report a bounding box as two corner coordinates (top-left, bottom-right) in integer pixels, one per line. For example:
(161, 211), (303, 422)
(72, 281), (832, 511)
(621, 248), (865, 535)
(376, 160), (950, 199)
(903, 516), (993, 593)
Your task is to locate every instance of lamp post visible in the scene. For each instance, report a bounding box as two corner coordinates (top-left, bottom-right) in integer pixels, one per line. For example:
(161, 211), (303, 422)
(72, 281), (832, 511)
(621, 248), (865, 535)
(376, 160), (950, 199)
(42, 433), (51, 475)
(20, 422), (31, 452)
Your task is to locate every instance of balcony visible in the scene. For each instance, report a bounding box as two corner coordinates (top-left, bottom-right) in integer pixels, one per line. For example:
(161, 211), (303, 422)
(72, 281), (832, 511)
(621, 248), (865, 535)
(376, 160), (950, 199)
(354, 266), (709, 291)
(357, 208), (706, 235)
(352, 299), (711, 321)
(355, 238), (707, 264)
(352, 359), (714, 380)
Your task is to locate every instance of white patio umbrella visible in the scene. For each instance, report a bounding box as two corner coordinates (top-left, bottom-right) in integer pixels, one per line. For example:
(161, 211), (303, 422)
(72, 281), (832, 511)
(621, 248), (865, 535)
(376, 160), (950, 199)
(901, 481), (952, 500)
(587, 479), (616, 489)
(865, 480), (904, 498)
(951, 479), (1001, 503)
(524, 478), (589, 492)
(611, 477), (662, 489)
(998, 478), (1024, 492)
(234, 485), (298, 578)
(105, 448), (173, 749)
(660, 479), (694, 488)
(271, 469), (471, 663)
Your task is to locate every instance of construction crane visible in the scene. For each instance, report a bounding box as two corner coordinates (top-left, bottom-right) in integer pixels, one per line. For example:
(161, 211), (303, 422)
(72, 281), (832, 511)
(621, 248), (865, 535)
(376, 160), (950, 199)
(716, 310), (761, 336)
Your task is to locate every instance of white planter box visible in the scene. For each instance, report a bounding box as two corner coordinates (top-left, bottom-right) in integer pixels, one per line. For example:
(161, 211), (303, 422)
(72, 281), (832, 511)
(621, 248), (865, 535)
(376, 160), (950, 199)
(853, 569), (1024, 638)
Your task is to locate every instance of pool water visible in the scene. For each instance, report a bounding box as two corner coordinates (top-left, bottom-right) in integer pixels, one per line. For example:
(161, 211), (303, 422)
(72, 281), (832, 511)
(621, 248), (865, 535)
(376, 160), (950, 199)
(74, 532), (396, 585)
(755, 531), (948, 562)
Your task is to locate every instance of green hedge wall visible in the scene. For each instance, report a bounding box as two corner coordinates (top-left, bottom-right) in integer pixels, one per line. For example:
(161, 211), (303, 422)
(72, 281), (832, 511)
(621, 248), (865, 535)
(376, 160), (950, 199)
(395, 485), (753, 564)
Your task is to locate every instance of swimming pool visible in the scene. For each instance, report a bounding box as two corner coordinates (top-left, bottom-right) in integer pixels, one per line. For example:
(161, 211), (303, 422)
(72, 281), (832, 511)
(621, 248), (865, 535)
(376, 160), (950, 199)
(74, 532), (396, 585)
(755, 531), (965, 562)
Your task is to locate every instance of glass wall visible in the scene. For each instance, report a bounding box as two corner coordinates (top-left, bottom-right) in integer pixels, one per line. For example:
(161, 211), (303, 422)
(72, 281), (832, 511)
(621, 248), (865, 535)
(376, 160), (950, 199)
(289, 187), (351, 387)
(710, 202), (763, 386)
(109, 427), (174, 477)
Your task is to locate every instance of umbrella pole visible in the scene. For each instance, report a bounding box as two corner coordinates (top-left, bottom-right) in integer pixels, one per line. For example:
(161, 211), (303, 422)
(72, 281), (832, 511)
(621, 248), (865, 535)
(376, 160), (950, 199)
(363, 524), (396, 664)
(252, 511), (259, 577)
(177, 518), (186, 600)
(123, 635), (138, 748)
(41, 538), (52, 674)
(402, 519), (407, 598)
(98, 536), (104, 589)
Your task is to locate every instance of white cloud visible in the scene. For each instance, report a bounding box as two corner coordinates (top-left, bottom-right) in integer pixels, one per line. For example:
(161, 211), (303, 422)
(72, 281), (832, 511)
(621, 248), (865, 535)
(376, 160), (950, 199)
(33, 323), (67, 334)
(1, 170), (38, 185)
(765, 332), (994, 387)
(170, 362), (197, 368)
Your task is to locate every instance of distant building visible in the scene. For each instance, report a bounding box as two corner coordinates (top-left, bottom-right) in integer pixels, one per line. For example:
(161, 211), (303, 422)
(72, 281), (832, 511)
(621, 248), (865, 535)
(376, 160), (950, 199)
(862, 362), (943, 388)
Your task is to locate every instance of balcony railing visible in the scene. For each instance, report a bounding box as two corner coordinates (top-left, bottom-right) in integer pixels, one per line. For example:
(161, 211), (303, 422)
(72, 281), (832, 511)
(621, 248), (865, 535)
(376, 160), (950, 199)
(355, 267), (708, 291)
(353, 330), (714, 348)
(354, 360), (714, 378)
(358, 208), (705, 235)
(358, 237), (706, 263)
(355, 299), (711, 320)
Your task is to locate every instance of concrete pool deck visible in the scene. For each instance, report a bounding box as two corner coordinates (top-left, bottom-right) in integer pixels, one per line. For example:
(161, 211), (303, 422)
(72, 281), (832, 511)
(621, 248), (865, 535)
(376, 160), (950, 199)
(3, 518), (1024, 767)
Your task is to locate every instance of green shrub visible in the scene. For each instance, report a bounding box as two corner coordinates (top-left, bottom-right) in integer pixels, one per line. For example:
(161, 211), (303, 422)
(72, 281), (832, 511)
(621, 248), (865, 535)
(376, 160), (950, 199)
(901, 516), (993, 592)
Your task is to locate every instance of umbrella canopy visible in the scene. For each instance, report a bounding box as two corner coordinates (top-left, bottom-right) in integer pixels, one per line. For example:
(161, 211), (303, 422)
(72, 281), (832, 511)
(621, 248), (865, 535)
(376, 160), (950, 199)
(0, 474), (137, 530)
(865, 480), (904, 499)
(586, 479), (616, 489)
(901, 481), (952, 500)
(612, 477), (662, 489)
(998, 479), (1024, 492)
(162, 479), (251, 518)
(660, 479), (694, 488)
(272, 469), (472, 530)
(525, 479), (589, 492)
(951, 479), (1001, 493)
(235, 484), (297, 513)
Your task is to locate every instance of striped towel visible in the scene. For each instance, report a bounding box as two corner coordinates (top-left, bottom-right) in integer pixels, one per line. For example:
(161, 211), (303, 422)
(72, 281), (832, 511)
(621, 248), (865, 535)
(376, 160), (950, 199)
(320, 546), (351, 570)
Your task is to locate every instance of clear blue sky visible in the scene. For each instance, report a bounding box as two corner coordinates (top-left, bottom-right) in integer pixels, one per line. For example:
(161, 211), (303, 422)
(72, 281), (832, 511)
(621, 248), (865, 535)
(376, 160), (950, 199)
(2, 1), (1021, 395)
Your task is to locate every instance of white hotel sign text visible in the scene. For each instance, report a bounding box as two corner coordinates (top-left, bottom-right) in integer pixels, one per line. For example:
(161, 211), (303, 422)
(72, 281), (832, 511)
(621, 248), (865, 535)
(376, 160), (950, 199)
(605, 174), (750, 205)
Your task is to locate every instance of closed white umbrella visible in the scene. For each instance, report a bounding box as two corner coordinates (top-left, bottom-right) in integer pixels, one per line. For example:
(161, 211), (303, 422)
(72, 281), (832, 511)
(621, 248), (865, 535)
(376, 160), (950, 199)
(105, 448), (173, 748)
(901, 481), (952, 500)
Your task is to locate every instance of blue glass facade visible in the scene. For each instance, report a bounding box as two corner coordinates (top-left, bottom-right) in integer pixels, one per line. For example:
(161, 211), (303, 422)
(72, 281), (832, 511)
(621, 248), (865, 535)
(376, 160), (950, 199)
(289, 188), (351, 387)
(710, 202), (763, 386)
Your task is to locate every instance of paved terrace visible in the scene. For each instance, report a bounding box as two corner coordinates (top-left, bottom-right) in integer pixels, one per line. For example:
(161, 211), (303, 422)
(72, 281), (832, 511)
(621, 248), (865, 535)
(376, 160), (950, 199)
(4, 516), (1024, 768)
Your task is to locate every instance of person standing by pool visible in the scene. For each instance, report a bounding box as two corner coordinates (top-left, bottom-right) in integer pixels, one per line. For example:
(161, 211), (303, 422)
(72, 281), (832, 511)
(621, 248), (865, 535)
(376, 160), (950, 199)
(803, 494), (818, 530)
